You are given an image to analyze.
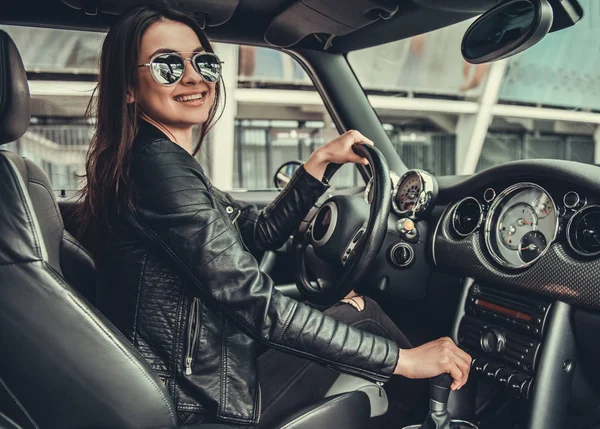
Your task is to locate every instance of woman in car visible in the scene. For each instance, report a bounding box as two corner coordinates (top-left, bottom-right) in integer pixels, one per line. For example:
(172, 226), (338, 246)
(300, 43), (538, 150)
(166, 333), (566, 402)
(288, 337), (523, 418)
(78, 4), (471, 427)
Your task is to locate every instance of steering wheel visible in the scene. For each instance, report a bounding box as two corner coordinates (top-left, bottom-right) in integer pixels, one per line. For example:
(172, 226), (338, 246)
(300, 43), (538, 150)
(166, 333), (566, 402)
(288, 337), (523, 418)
(294, 144), (392, 305)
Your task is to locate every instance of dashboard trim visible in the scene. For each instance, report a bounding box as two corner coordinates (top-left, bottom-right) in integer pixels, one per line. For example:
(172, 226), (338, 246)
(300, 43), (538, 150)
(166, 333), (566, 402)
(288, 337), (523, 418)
(431, 203), (453, 267)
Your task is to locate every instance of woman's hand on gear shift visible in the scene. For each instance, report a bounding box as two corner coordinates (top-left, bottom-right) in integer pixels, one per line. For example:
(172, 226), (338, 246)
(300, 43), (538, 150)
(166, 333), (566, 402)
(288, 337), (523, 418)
(393, 337), (472, 391)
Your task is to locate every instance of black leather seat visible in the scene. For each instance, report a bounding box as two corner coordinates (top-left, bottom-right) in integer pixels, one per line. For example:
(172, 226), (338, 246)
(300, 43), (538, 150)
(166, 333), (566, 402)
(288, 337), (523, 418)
(0, 30), (373, 429)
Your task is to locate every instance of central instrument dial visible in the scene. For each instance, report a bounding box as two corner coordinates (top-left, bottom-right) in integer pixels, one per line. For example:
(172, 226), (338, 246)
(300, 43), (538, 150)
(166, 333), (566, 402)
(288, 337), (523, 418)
(484, 183), (558, 269)
(498, 203), (538, 250)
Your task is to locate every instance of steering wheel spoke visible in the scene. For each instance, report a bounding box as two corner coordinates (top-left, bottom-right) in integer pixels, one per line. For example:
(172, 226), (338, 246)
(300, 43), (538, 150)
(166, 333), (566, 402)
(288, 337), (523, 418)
(341, 221), (368, 266)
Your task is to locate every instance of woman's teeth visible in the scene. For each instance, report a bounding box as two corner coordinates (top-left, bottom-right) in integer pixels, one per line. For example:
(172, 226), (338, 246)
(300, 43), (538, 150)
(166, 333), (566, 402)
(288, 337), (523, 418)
(175, 93), (203, 102)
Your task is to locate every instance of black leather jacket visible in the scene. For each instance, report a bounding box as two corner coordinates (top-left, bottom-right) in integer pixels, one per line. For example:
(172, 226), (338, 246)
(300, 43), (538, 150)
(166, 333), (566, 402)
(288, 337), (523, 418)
(101, 121), (399, 425)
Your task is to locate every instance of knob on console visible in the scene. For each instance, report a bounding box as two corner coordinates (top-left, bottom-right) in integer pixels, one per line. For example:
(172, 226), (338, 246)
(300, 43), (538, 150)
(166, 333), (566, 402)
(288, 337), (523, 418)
(480, 328), (506, 353)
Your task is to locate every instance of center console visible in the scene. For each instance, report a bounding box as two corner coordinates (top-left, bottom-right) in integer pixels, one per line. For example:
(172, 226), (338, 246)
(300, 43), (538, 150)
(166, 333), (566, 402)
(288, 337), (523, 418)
(452, 279), (578, 429)
(457, 284), (552, 402)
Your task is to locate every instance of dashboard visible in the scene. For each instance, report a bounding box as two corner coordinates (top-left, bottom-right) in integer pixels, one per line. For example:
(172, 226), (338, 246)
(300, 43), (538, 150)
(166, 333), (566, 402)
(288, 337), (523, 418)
(431, 159), (600, 311)
(356, 159), (600, 422)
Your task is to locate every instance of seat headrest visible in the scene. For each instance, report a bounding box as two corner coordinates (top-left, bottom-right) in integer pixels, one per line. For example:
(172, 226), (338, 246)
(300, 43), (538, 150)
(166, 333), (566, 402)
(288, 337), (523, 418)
(0, 31), (30, 145)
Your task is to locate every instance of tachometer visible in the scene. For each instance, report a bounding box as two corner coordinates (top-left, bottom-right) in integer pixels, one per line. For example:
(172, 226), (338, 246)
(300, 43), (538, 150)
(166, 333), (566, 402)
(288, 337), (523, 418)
(392, 170), (438, 218)
(394, 172), (421, 214)
(519, 231), (547, 263)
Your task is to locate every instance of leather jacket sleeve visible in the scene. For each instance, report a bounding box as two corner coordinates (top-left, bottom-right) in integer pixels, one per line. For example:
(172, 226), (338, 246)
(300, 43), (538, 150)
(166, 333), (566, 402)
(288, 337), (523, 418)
(127, 139), (399, 383)
(209, 167), (325, 254)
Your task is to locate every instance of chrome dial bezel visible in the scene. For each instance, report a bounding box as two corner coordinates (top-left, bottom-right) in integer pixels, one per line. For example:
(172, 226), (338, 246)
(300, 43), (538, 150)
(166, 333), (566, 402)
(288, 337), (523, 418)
(392, 170), (436, 217)
(484, 182), (558, 269)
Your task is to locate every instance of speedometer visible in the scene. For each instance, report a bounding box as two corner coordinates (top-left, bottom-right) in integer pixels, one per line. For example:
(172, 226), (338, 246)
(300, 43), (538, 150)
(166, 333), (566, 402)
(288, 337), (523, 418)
(498, 203), (538, 250)
(484, 183), (558, 269)
(392, 170), (438, 218)
(394, 172), (421, 213)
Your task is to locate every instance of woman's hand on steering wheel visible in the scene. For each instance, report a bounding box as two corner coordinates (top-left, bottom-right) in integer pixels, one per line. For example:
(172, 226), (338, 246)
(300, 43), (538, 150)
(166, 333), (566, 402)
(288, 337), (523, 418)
(393, 337), (472, 390)
(304, 130), (374, 181)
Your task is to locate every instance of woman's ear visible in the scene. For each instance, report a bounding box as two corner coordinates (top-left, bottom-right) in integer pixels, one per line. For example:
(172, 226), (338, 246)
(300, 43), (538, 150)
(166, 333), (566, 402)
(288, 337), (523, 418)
(126, 88), (135, 104)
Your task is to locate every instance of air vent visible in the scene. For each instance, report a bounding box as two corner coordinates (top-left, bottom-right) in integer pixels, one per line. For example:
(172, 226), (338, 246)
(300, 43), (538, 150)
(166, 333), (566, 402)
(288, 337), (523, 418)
(452, 197), (482, 237)
(567, 205), (600, 257)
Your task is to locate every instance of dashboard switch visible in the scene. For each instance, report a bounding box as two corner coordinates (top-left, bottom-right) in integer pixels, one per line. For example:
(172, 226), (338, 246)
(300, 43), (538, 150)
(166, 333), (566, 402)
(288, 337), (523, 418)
(396, 218), (419, 243)
(480, 328), (506, 353)
(397, 218), (415, 232)
(390, 243), (414, 268)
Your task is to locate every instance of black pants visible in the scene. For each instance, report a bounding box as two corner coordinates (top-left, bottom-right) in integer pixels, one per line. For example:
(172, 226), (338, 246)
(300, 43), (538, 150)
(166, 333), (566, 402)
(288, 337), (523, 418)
(181, 296), (425, 427)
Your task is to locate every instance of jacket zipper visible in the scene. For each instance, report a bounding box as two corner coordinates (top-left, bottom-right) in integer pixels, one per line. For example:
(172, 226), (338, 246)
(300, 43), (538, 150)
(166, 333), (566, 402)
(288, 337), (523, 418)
(185, 297), (201, 376)
(226, 205), (241, 224)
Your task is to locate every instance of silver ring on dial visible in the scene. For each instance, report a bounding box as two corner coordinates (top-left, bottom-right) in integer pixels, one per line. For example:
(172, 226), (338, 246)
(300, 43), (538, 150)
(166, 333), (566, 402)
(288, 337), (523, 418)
(484, 182), (558, 269)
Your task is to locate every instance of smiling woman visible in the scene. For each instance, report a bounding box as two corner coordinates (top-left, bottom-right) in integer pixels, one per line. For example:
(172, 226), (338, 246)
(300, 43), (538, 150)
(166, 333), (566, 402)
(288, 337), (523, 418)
(68, 3), (472, 427)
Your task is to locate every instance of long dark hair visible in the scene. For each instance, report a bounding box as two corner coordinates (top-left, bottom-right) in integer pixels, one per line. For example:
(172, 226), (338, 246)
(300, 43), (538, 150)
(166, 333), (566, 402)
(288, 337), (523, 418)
(77, 5), (224, 258)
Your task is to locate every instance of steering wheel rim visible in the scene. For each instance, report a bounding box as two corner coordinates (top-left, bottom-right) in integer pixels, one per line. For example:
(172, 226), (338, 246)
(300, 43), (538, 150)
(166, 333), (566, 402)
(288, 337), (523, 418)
(294, 144), (392, 305)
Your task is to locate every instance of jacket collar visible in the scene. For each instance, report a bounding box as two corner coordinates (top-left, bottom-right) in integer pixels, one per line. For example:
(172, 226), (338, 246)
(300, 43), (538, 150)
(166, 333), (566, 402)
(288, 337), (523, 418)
(136, 118), (172, 142)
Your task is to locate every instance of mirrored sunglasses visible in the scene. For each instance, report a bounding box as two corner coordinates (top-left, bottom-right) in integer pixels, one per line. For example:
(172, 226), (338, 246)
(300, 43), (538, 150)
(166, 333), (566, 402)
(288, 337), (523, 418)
(138, 52), (223, 85)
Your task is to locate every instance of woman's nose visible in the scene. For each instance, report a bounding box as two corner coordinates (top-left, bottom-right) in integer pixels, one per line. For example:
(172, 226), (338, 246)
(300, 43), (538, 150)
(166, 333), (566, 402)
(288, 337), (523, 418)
(180, 58), (203, 85)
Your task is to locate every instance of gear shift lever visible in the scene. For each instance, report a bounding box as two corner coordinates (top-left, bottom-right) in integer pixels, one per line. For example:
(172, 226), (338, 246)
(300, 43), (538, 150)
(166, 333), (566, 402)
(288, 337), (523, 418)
(419, 374), (453, 429)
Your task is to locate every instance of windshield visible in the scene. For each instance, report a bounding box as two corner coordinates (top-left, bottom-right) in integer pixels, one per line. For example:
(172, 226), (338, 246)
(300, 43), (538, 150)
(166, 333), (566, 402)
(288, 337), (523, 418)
(348, 0), (600, 176)
(0, 26), (358, 192)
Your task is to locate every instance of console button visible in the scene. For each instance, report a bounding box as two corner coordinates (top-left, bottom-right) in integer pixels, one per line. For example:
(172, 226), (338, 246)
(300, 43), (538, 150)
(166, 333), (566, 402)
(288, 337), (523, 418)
(483, 362), (504, 380)
(472, 357), (490, 373)
(521, 378), (533, 401)
(495, 367), (517, 387)
(508, 373), (529, 398)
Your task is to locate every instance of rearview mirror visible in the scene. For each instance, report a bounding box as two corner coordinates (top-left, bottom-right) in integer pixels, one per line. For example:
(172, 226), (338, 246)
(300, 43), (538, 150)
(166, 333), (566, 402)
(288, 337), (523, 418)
(273, 161), (302, 190)
(462, 0), (554, 64)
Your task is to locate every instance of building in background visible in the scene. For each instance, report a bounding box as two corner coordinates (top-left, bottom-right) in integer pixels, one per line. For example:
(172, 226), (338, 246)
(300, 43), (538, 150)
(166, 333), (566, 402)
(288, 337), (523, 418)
(2, 0), (600, 191)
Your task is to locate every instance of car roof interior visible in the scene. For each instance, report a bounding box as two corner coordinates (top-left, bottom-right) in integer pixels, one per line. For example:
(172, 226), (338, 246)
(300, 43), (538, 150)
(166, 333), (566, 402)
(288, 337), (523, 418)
(1, 0), (494, 53)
